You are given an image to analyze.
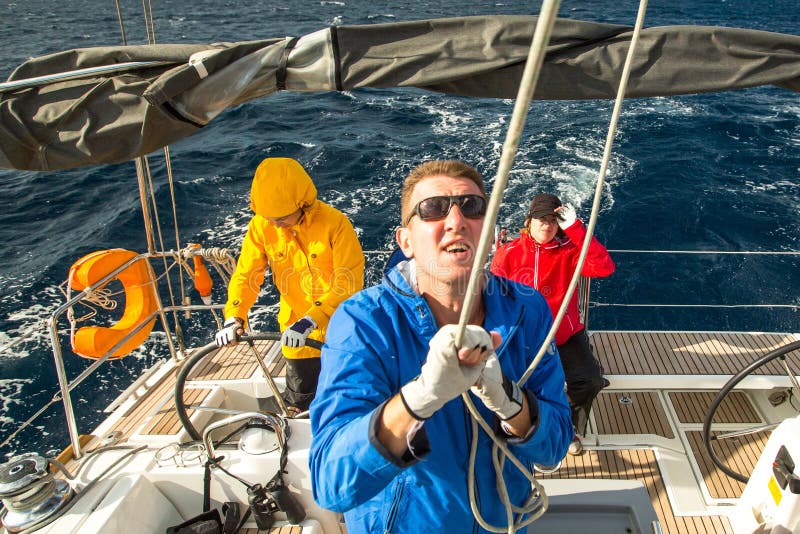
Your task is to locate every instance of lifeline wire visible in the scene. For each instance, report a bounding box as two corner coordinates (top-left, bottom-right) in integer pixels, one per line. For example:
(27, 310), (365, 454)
(592, 303), (799, 309)
(608, 249), (800, 255)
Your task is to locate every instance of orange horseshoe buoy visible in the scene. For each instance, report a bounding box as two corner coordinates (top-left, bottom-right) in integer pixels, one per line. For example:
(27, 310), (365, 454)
(68, 249), (159, 360)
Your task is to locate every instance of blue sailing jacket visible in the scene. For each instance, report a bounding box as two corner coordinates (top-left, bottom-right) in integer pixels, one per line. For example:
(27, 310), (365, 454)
(309, 266), (572, 533)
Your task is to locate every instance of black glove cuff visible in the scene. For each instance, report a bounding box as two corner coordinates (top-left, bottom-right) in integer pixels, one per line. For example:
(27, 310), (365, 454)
(502, 375), (523, 407)
(369, 400), (430, 466)
(399, 387), (429, 421)
(494, 389), (540, 443)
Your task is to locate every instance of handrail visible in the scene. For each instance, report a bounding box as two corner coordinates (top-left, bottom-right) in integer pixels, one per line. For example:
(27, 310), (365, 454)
(583, 249), (800, 313)
(591, 302), (799, 309)
(38, 243), (288, 454)
(49, 252), (160, 459)
(48, 250), (186, 458)
(35, 243), (800, 462)
(607, 249), (800, 255)
(13, 301), (274, 456)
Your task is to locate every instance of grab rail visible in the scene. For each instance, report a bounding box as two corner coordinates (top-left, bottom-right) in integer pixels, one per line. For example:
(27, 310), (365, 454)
(47, 251), (179, 459)
(587, 249), (800, 313)
(37, 246), (799, 460)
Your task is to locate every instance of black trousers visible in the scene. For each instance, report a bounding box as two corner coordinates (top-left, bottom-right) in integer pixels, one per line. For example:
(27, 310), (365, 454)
(283, 357), (321, 411)
(557, 329), (608, 436)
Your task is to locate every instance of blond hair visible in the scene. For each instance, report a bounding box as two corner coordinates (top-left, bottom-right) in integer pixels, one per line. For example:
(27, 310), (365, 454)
(400, 160), (486, 225)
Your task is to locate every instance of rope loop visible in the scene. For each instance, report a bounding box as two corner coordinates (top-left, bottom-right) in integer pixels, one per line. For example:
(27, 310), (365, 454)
(83, 287), (119, 312)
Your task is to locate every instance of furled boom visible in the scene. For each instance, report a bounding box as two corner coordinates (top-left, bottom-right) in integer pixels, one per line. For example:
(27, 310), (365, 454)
(1, 15), (799, 171)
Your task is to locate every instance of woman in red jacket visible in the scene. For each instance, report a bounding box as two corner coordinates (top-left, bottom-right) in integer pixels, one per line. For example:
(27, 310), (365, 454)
(490, 193), (615, 455)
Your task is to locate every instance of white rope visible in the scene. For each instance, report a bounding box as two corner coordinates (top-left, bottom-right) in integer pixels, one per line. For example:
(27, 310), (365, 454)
(82, 288), (119, 311)
(454, 1), (563, 531)
(465, 396), (547, 532)
(201, 247), (238, 276)
(521, 0), (649, 385)
(463, 0), (651, 531)
(456, 0), (562, 345)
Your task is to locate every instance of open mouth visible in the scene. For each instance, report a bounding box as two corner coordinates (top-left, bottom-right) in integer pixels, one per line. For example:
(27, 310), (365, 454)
(444, 242), (470, 255)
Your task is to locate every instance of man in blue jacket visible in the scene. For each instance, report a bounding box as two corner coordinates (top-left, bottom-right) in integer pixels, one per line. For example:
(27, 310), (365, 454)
(309, 160), (572, 533)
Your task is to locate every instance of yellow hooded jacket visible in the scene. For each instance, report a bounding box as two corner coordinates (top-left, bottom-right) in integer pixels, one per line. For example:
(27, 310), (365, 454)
(224, 158), (365, 359)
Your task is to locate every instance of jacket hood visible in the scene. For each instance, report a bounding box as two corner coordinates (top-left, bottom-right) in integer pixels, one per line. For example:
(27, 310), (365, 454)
(250, 158), (317, 217)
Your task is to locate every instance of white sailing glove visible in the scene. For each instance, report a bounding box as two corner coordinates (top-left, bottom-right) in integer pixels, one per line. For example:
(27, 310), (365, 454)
(556, 203), (578, 229)
(470, 353), (523, 420)
(281, 316), (317, 348)
(215, 317), (243, 347)
(400, 324), (493, 420)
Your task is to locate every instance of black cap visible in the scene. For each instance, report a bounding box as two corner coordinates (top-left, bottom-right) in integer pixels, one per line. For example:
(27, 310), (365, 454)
(527, 193), (562, 220)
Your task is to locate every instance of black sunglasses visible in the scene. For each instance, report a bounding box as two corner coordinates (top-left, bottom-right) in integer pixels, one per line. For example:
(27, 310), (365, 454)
(404, 194), (487, 225)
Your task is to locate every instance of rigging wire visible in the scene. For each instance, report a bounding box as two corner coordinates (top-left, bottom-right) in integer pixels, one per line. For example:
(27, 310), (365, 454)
(0, 397), (61, 451)
(133, 158), (156, 253)
(141, 0), (156, 45)
(110, 0), (189, 355)
(0, 321), (48, 356)
(164, 147), (188, 320)
(142, 155), (186, 356)
(113, 0), (127, 45)
(133, 0), (193, 353)
(131, 4), (185, 351)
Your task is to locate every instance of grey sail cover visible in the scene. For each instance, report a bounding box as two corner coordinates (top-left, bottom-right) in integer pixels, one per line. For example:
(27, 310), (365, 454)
(1, 15), (798, 171)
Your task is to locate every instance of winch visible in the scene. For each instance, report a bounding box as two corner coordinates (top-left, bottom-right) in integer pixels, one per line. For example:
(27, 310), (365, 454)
(0, 453), (74, 532)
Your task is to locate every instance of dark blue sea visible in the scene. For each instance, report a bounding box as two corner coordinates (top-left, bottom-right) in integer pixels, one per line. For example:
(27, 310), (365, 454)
(0, 0), (798, 457)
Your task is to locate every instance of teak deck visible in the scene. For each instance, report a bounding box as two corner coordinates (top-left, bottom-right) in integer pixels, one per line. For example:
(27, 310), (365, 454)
(591, 330), (798, 376)
(102, 331), (799, 534)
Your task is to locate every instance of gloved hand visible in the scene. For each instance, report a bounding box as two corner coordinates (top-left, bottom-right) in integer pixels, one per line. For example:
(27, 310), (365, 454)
(470, 353), (523, 420)
(281, 316), (317, 348)
(556, 203), (577, 230)
(400, 324), (493, 420)
(215, 317), (243, 347)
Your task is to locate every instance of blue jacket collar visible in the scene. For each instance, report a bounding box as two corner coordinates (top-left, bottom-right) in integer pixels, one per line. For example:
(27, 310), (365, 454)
(383, 264), (521, 336)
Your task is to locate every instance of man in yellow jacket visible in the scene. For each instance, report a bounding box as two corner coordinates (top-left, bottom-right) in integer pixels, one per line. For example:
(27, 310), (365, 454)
(215, 157), (365, 413)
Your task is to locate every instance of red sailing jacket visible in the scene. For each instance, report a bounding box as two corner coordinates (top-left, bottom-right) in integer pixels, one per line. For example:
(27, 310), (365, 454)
(490, 220), (615, 345)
